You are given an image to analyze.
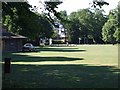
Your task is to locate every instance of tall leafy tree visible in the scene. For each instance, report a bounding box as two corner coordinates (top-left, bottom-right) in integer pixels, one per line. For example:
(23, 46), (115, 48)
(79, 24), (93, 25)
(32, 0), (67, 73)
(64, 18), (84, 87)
(2, 2), (53, 40)
(76, 9), (93, 40)
(114, 28), (120, 42)
(41, 0), (63, 26)
(114, 4), (120, 43)
(102, 9), (118, 43)
(69, 19), (81, 44)
(91, 9), (107, 43)
(68, 8), (107, 44)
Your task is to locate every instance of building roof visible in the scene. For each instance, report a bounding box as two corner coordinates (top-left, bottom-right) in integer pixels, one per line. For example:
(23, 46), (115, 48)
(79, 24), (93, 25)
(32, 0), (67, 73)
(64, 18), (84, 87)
(0, 28), (27, 39)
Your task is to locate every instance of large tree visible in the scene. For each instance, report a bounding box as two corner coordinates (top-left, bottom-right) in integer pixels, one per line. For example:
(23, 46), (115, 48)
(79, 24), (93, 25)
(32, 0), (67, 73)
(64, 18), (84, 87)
(114, 4), (120, 43)
(2, 2), (53, 41)
(102, 8), (118, 43)
(69, 19), (81, 44)
(91, 9), (108, 43)
(68, 8), (107, 44)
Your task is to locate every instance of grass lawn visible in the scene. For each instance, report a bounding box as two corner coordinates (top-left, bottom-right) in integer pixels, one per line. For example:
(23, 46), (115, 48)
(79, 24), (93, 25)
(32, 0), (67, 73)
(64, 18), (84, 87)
(2, 45), (119, 88)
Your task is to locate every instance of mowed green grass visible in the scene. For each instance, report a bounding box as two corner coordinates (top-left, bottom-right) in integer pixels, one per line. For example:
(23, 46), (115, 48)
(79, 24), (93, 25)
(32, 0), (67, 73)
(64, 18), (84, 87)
(2, 45), (119, 88)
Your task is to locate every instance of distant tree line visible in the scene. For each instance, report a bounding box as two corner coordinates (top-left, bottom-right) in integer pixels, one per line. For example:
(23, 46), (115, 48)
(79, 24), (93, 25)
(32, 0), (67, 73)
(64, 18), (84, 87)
(58, 7), (120, 44)
(2, 1), (120, 45)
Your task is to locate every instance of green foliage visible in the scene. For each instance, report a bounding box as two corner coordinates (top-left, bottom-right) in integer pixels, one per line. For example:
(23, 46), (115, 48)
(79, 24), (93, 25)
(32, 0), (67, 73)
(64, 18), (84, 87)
(69, 12), (77, 20)
(43, 0), (63, 25)
(2, 2), (53, 40)
(76, 9), (94, 40)
(114, 28), (120, 42)
(2, 1), (113, 44)
(102, 20), (116, 43)
(102, 8), (118, 43)
(91, 9), (108, 43)
(59, 10), (68, 23)
(51, 30), (58, 39)
(69, 19), (81, 43)
(67, 8), (107, 44)
(118, 5), (120, 27)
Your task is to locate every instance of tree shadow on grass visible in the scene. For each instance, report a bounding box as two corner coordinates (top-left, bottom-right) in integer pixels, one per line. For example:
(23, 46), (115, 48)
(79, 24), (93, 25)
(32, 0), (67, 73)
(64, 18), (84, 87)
(35, 47), (86, 52)
(2, 64), (119, 88)
(9, 54), (84, 62)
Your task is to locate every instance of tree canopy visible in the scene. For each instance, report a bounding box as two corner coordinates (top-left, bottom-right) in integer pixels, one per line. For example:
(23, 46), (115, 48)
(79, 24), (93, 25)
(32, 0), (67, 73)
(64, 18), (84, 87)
(2, 2), (53, 41)
(102, 7), (119, 43)
(2, 0), (120, 44)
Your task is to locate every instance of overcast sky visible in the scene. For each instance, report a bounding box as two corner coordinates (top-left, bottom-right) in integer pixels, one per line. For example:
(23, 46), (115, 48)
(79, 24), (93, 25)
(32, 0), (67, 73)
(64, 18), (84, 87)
(27, 0), (119, 15)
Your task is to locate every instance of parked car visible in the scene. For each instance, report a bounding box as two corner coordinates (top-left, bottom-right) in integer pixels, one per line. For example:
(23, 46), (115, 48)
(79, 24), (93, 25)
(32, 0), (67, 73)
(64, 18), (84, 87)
(22, 43), (35, 51)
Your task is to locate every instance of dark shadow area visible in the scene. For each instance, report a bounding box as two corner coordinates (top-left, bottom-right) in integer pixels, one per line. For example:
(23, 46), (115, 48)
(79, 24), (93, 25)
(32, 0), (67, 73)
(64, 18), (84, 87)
(2, 64), (119, 88)
(35, 47), (86, 52)
(6, 54), (84, 62)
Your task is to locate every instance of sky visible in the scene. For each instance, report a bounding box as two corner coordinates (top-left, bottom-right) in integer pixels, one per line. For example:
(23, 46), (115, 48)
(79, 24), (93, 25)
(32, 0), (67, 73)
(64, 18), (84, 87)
(27, 0), (120, 15)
